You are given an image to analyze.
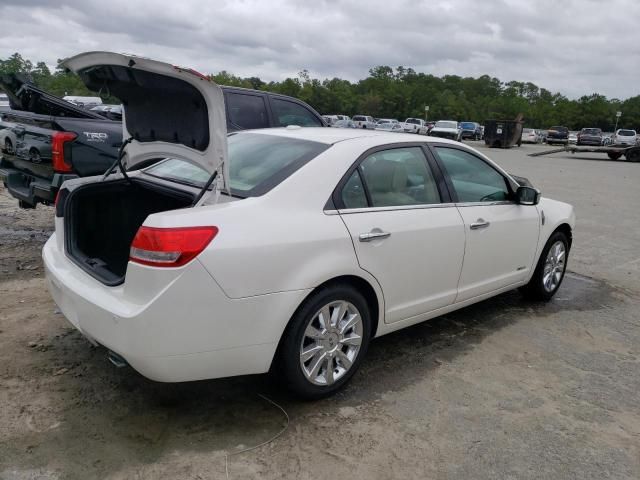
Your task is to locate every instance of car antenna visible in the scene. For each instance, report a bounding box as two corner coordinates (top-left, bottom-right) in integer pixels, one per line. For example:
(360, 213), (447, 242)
(101, 137), (133, 182)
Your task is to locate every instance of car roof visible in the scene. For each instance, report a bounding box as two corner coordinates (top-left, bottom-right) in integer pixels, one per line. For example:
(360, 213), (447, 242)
(238, 126), (462, 146)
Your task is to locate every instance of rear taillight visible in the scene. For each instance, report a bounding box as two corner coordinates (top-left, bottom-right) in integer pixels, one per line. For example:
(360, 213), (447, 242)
(51, 132), (77, 173)
(129, 226), (218, 268)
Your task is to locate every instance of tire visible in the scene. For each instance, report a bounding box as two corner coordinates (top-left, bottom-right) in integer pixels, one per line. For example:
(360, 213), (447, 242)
(624, 148), (640, 162)
(607, 152), (622, 160)
(29, 148), (41, 163)
(278, 284), (371, 399)
(520, 231), (569, 301)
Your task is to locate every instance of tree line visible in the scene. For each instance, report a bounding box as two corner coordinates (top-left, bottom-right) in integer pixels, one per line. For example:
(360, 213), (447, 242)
(2, 52), (639, 131)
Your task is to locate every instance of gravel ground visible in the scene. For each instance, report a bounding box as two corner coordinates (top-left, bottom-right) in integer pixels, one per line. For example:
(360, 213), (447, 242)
(1, 143), (639, 479)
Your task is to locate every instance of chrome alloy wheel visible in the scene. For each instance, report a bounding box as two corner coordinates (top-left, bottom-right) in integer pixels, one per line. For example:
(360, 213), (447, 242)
(299, 300), (363, 386)
(543, 240), (566, 292)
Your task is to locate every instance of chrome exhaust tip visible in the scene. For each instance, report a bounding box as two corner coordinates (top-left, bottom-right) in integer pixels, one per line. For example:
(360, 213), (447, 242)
(107, 350), (127, 368)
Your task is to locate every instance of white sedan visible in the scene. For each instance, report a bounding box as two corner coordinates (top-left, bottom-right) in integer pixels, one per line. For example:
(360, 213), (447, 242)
(45, 52), (575, 399)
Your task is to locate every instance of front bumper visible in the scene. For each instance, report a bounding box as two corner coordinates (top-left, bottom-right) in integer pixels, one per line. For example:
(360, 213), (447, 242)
(43, 235), (310, 382)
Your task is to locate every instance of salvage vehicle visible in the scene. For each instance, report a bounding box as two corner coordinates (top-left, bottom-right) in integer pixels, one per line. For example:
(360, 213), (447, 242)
(0, 73), (325, 208)
(0, 76), (123, 208)
(352, 115), (376, 129)
(576, 128), (603, 146)
(545, 126), (569, 145)
(45, 52), (575, 399)
(459, 121), (482, 140)
(374, 122), (404, 132)
(611, 129), (638, 146)
(520, 128), (539, 144)
(429, 120), (461, 141)
(401, 118), (428, 134)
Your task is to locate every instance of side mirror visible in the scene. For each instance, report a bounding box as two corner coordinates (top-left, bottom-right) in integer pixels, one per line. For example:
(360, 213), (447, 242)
(516, 186), (540, 205)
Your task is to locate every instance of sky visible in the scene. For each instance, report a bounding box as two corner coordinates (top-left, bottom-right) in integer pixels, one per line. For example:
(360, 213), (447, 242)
(0, 0), (638, 100)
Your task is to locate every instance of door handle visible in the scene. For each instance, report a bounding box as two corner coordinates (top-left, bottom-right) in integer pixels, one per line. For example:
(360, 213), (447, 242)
(470, 218), (490, 230)
(359, 229), (391, 242)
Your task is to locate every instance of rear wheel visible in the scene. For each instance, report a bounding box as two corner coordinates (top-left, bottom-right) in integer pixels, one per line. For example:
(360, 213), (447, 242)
(521, 231), (569, 301)
(607, 152), (622, 160)
(278, 284), (371, 399)
(29, 148), (41, 163)
(625, 148), (640, 162)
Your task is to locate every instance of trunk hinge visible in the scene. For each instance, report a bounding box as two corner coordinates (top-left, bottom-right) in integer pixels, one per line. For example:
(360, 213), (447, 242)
(102, 137), (134, 182)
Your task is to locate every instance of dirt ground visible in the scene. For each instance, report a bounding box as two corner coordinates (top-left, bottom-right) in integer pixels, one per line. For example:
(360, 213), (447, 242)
(1, 144), (639, 479)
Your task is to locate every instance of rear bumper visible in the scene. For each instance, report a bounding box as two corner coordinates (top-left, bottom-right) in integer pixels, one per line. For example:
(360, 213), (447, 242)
(43, 235), (311, 382)
(0, 162), (77, 207)
(577, 138), (602, 145)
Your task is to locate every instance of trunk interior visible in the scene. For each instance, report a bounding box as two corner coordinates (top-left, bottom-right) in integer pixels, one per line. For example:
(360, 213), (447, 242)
(65, 179), (194, 286)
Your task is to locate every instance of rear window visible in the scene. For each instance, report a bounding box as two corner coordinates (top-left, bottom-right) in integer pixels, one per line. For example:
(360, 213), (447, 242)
(353, 116), (365, 121)
(271, 98), (322, 127)
(144, 133), (329, 197)
(550, 126), (568, 133)
(460, 122), (475, 129)
(406, 118), (421, 124)
(619, 129), (636, 136)
(582, 128), (601, 135)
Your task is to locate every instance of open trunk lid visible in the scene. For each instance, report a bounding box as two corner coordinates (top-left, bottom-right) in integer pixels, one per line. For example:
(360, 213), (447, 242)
(62, 52), (228, 190)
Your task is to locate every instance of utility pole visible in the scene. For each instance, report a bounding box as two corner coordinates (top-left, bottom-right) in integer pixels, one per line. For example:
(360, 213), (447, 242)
(614, 111), (622, 132)
(424, 105), (429, 122)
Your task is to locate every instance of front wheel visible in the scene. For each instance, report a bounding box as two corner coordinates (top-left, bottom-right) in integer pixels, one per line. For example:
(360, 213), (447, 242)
(278, 284), (371, 399)
(520, 231), (569, 301)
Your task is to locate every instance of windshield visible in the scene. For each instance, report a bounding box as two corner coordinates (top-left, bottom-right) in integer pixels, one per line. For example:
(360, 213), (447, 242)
(406, 118), (420, 124)
(460, 122), (475, 129)
(436, 121), (457, 129)
(618, 130), (635, 136)
(144, 133), (329, 197)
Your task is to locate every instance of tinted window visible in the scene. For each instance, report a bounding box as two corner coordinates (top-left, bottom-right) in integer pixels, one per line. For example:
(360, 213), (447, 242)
(582, 128), (601, 135)
(353, 116), (365, 121)
(226, 93), (269, 129)
(271, 98), (322, 127)
(619, 130), (635, 136)
(144, 133), (329, 197)
(358, 147), (440, 207)
(435, 147), (510, 203)
(341, 170), (368, 209)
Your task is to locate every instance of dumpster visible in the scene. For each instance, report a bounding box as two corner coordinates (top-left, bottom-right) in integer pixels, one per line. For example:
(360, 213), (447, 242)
(483, 115), (524, 148)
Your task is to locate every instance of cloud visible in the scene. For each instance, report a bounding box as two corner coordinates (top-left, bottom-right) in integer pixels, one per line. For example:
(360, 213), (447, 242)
(0, 0), (638, 99)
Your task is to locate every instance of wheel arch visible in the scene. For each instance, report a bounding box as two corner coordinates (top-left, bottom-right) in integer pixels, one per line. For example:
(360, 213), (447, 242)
(269, 274), (384, 370)
(554, 222), (573, 249)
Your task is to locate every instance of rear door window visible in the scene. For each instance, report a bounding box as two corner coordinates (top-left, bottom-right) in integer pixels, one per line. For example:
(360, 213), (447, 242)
(226, 92), (269, 129)
(270, 98), (322, 127)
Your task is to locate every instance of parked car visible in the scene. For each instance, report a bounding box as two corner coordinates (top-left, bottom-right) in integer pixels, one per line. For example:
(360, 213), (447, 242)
(576, 128), (603, 146)
(0, 72), (325, 208)
(520, 128), (539, 144)
(401, 118), (428, 134)
(0, 92), (9, 110)
(323, 114), (350, 125)
(47, 52), (575, 399)
(429, 120), (461, 141)
(374, 122), (404, 132)
(546, 126), (569, 145)
(602, 134), (613, 146)
(568, 132), (578, 144)
(62, 95), (103, 107)
(352, 115), (376, 129)
(459, 122), (482, 140)
(332, 119), (357, 128)
(611, 129), (638, 146)
(376, 118), (399, 125)
(0, 75), (123, 208)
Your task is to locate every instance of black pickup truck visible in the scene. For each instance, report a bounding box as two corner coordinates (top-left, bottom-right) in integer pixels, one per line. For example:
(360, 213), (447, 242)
(0, 75), (122, 208)
(0, 74), (325, 208)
